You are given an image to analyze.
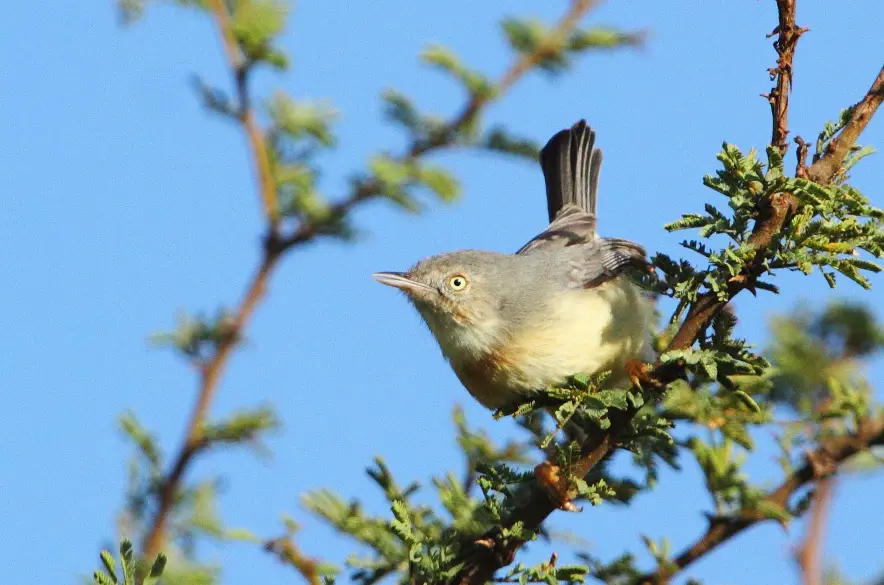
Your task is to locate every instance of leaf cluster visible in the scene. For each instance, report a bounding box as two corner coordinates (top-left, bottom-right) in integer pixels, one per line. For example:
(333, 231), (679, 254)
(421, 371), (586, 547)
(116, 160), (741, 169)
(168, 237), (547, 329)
(93, 540), (166, 585)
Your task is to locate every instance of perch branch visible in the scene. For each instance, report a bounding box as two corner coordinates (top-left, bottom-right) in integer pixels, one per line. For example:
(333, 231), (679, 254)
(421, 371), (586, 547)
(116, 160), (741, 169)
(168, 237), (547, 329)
(632, 416), (884, 585)
(451, 2), (884, 582)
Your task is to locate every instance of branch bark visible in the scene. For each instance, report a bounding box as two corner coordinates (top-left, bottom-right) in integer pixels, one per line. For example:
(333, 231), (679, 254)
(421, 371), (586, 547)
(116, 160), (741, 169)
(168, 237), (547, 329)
(207, 0), (280, 226)
(766, 0), (807, 156)
(796, 476), (833, 585)
(806, 65), (884, 184)
(633, 417), (884, 585)
(142, 249), (281, 559)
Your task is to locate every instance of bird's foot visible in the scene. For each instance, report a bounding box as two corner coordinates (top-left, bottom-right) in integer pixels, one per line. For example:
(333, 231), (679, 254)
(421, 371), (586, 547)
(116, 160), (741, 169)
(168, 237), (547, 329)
(534, 461), (580, 512)
(624, 359), (659, 390)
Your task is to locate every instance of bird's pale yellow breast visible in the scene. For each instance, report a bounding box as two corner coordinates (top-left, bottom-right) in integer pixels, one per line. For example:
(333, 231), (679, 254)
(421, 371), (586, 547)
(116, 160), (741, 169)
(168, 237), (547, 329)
(448, 277), (651, 409)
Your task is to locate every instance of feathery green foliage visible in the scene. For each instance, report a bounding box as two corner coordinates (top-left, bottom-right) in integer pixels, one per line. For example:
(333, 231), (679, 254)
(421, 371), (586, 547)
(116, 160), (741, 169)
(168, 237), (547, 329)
(95, 1), (884, 585)
(93, 540), (166, 585)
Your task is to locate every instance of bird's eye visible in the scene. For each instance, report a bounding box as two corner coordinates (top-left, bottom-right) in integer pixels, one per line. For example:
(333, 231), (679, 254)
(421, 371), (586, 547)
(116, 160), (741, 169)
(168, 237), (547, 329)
(448, 274), (468, 291)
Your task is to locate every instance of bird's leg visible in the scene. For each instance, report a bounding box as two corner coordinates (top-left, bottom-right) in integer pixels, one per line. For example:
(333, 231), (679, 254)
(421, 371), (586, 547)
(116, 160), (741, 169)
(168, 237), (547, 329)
(624, 359), (659, 390)
(534, 460), (580, 512)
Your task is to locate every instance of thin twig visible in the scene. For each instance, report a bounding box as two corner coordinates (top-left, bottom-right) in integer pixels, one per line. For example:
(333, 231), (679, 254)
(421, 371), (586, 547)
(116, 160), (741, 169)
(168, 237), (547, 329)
(265, 534), (323, 585)
(207, 0), (280, 226)
(632, 417), (883, 585)
(142, 249), (281, 559)
(796, 477), (833, 585)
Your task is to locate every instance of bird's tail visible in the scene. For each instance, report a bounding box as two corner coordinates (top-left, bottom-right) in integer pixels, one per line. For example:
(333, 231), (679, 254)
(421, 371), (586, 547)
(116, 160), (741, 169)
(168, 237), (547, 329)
(539, 119), (602, 222)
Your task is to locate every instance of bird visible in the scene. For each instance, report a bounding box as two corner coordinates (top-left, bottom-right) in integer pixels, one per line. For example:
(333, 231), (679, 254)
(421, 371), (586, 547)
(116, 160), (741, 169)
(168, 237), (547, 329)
(373, 120), (654, 507)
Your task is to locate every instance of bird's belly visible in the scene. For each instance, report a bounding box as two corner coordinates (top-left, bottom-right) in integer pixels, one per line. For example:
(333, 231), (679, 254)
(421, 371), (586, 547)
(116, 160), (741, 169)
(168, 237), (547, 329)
(449, 277), (650, 410)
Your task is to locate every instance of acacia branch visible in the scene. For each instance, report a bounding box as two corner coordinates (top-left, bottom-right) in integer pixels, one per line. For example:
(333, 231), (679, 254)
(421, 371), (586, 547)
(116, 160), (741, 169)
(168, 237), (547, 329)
(139, 0), (601, 565)
(633, 416), (884, 585)
(765, 0), (807, 155)
(451, 2), (884, 582)
(265, 533), (323, 585)
(207, 0), (280, 226)
(796, 476), (833, 585)
(807, 65), (884, 184)
(142, 249), (281, 559)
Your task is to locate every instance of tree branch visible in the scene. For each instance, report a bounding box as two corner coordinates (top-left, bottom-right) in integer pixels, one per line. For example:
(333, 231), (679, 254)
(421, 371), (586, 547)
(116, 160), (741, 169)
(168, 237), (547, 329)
(765, 0), (807, 156)
(807, 65), (884, 184)
(265, 533), (323, 585)
(142, 248), (281, 559)
(450, 2), (884, 582)
(796, 476), (833, 585)
(633, 416), (884, 585)
(207, 0), (280, 227)
(138, 0), (603, 565)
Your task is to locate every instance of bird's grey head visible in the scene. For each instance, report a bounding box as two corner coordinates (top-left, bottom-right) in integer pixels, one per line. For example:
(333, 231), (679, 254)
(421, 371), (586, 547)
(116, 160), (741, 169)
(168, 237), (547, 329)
(373, 250), (515, 356)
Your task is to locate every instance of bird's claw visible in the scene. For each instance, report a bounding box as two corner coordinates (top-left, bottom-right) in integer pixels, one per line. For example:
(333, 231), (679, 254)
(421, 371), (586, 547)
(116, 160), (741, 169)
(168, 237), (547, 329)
(534, 461), (580, 512)
(625, 359), (658, 390)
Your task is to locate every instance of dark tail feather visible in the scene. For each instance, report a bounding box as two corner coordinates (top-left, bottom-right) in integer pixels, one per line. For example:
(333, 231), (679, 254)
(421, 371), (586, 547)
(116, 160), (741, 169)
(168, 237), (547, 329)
(539, 119), (603, 222)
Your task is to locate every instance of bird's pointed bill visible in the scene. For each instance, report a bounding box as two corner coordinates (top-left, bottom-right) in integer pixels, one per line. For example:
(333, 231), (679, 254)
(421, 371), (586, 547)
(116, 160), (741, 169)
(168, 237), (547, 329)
(372, 272), (435, 295)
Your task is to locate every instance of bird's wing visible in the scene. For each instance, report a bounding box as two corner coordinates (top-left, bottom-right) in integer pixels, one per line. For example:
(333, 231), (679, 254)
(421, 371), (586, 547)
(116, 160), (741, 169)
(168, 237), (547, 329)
(517, 120), (602, 255)
(565, 237), (649, 289)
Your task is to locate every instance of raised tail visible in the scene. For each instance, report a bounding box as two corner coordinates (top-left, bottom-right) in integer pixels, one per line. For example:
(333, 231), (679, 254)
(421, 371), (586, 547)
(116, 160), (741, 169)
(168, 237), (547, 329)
(539, 119), (603, 222)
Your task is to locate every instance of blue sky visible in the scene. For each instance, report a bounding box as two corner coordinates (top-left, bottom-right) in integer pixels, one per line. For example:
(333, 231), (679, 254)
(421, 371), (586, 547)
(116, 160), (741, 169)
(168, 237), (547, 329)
(1, 1), (882, 584)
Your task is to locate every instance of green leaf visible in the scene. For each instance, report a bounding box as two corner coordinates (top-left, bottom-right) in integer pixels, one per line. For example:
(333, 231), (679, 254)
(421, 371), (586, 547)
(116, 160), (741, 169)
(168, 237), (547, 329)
(567, 27), (645, 51)
(732, 390), (761, 413)
(100, 550), (118, 583)
(268, 92), (337, 146)
(148, 553), (167, 579)
(231, 0), (289, 66)
(483, 127), (539, 161)
(414, 165), (460, 201)
(421, 44), (495, 98)
(753, 500), (792, 523)
(119, 540), (134, 584)
(390, 500), (417, 544)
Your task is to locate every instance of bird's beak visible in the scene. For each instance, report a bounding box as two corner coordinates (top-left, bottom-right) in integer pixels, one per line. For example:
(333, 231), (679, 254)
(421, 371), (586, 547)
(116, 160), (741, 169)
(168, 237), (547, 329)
(372, 272), (435, 297)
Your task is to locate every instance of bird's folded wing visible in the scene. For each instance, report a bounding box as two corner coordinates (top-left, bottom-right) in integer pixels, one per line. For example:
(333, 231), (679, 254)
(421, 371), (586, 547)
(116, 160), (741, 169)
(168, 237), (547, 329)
(565, 237), (648, 289)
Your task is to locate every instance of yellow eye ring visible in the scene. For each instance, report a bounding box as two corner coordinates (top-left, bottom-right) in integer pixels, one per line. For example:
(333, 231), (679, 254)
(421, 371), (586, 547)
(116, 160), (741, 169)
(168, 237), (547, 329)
(448, 274), (468, 291)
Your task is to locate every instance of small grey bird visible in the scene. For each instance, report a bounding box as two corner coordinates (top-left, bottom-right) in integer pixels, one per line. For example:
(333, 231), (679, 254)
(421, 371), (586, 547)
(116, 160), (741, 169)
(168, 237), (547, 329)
(374, 120), (653, 412)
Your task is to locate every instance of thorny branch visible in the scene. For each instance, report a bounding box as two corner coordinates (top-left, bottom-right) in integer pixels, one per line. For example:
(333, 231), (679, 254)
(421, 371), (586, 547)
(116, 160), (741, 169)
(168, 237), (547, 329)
(138, 0), (604, 567)
(632, 417), (884, 585)
(451, 1), (884, 583)
(764, 0), (807, 156)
